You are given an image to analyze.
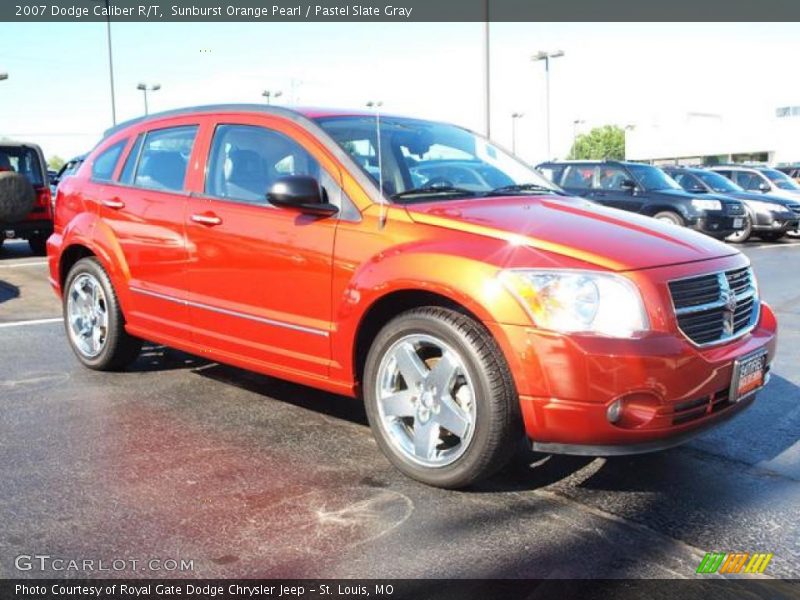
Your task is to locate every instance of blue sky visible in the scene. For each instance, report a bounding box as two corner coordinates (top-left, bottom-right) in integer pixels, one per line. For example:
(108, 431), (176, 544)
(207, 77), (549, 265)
(1, 22), (798, 162)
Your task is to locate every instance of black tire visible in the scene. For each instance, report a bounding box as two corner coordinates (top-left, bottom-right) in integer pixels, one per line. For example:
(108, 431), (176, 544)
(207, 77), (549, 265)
(28, 235), (47, 255)
(63, 257), (142, 371)
(652, 211), (685, 227)
(0, 171), (36, 223)
(363, 307), (522, 489)
(725, 216), (752, 243)
(758, 231), (786, 242)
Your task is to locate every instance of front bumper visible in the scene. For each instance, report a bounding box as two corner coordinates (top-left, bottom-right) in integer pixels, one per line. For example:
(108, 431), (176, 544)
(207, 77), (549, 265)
(752, 210), (799, 232)
(689, 213), (744, 237)
(494, 302), (777, 455)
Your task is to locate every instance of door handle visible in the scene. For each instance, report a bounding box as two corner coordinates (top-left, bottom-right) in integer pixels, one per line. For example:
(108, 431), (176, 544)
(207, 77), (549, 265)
(191, 213), (223, 226)
(102, 198), (125, 209)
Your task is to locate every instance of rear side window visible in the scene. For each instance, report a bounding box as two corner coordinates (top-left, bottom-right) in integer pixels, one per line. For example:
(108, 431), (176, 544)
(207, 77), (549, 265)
(133, 126), (198, 192)
(0, 146), (45, 186)
(91, 140), (126, 182)
(119, 134), (144, 185)
(561, 165), (593, 189)
(537, 164), (564, 185)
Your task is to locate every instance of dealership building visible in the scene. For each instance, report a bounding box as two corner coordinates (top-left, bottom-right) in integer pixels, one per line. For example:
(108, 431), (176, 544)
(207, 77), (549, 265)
(625, 106), (800, 167)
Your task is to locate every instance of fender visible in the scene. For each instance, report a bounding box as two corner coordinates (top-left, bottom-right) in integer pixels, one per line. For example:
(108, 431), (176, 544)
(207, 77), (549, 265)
(58, 211), (134, 314)
(329, 239), (537, 395)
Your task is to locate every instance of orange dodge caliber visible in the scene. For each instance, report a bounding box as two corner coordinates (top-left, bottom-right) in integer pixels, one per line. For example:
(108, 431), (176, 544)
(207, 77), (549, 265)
(48, 105), (777, 488)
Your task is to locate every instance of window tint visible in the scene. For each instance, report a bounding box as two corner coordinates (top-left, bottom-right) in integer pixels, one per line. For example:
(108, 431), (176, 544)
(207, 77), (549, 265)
(594, 165), (630, 190)
(133, 126), (197, 192)
(205, 124), (320, 204)
(561, 165), (593, 189)
(119, 134), (144, 185)
(536, 164), (564, 185)
(0, 146), (44, 186)
(736, 171), (765, 191)
(91, 140), (126, 182)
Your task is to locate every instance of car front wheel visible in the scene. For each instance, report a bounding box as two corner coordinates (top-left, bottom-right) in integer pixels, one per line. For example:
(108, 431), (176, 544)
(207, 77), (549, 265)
(363, 307), (521, 488)
(63, 257), (142, 371)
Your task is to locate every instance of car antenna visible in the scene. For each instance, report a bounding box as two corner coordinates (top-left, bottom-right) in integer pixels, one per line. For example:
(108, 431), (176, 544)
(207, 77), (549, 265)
(367, 100), (386, 228)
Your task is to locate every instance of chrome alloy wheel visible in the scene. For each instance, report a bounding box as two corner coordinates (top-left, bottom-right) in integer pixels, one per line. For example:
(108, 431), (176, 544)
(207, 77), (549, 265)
(375, 334), (476, 468)
(66, 273), (109, 358)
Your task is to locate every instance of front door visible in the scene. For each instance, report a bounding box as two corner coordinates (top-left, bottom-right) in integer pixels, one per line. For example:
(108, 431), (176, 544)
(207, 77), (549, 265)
(184, 119), (339, 377)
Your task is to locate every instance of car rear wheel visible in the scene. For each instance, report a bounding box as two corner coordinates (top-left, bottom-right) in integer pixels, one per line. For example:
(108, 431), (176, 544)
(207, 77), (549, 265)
(757, 231), (786, 242)
(363, 307), (521, 488)
(725, 216), (752, 243)
(63, 257), (142, 371)
(653, 211), (685, 227)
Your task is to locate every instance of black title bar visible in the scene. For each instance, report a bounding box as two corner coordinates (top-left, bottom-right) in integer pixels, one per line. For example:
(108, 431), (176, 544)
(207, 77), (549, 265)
(5, 0), (800, 22)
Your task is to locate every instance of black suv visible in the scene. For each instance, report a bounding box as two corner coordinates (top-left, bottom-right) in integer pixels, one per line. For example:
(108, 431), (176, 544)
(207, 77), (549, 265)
(663, 166), (800, 243)
(537, 160), (746, 239)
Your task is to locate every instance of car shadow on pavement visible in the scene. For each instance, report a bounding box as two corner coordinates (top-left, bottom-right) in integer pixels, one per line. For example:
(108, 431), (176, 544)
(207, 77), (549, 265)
(126, 344), (210, 373)
(192, 363), (370, 426)
(0, 280), (20, 303)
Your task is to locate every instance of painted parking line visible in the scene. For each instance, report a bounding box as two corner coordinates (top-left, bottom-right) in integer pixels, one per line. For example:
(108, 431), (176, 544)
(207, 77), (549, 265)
(0, 317), (63, 329)
(0, 260), (49, 268)
(745, 243), (800, 250)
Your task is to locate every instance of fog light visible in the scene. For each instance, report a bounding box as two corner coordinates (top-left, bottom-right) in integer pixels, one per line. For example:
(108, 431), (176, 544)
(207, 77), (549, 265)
(607, 399), (623, 424)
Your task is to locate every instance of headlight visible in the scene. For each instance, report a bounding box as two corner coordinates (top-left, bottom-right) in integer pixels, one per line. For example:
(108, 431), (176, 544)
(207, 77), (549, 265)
(500, 270), (650, 338)
(691, 198), (722, 211)
(750, 201), (788, 213)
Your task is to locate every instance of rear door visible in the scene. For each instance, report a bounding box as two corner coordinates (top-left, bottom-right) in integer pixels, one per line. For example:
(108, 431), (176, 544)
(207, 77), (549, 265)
(97, 120), (200, 340)
(183, 115), (340, 377)
(559, 164), (594, 198)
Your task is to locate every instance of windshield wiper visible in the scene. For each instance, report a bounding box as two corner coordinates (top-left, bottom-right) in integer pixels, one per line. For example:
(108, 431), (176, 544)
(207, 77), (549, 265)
(391, 185), (478, 201)
(486, 183), (559, 196)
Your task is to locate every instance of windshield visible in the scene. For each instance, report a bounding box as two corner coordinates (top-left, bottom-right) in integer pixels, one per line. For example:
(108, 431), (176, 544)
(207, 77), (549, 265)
(627, 164), (683, 191)
(763, 168), (800, 190)
(0, 146), (44, 187)
(315, 116), (560, 202)
(695, 170), (742, 193)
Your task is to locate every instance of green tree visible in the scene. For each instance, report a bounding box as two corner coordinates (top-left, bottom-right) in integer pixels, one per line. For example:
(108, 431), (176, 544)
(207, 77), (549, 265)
(568, 125), (625, 160)
(48, 155), (66, 171)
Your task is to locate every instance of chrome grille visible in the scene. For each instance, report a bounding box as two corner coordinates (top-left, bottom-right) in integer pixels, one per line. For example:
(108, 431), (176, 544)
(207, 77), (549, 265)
(726, 203), (745, 216)
(668, 267), (759, 346)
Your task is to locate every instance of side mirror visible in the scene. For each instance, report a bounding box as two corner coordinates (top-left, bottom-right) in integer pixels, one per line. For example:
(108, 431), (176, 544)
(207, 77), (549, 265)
(620, 179), (637, 192)
(267, 175), (339, 217)
(758, 182), (771, 193)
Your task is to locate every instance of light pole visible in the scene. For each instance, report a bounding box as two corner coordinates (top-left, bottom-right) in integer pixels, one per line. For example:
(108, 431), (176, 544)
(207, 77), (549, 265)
(136, 83), (160, 115)
(572, 118), (585, 151)
(262, 90), (282, 105)
(483, 0), (491, 139)
(93, 0), (117, 125)
(532, 50), (564, 160)
(511, 112), (524, 154)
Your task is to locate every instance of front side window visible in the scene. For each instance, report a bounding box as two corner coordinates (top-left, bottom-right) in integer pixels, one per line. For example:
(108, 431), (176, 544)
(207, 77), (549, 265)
(316, 116), (560, 202)
(205, 124), (320, 204)
(91, 140), (126, 182)
(736, 171), (766, 191)
(594, 165), (630, 191)
(561, 165), (594, 189)
(133, 126), (197, 192)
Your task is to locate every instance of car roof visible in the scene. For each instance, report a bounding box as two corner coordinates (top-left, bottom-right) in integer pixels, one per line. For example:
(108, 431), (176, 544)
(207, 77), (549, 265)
(0, 141), (44, 151)
(103, 104), (405, 138)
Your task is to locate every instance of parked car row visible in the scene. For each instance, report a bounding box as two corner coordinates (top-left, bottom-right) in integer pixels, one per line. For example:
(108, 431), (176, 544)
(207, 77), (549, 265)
(536, 160), (800, 243)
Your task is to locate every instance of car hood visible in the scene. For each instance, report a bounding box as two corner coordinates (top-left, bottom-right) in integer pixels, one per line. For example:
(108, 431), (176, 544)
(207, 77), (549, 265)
(404, 195), (738, 272)
(724, 191), (799, 207)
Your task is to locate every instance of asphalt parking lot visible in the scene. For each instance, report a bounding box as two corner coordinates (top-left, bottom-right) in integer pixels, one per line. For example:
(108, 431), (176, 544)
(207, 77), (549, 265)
(0, 238), (798, 580)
